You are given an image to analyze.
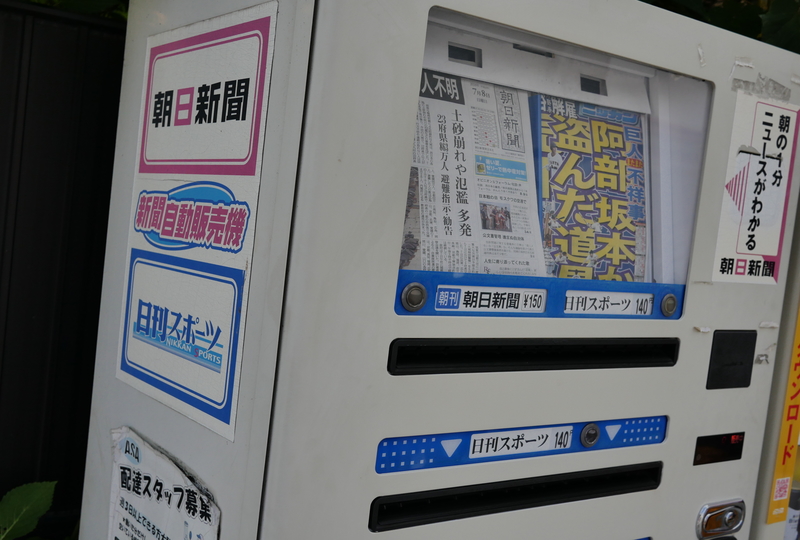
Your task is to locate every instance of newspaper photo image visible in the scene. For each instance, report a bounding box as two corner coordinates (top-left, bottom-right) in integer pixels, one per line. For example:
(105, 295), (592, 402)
(399, 70), (649, 283)
(534, 93), (649, 281)
(399, 69), (547, 277)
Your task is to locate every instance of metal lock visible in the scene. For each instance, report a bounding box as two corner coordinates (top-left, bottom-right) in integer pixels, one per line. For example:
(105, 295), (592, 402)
(696, 499), (745, 539)
(400, 282), (427, 312)
(661, 293), (678, 317)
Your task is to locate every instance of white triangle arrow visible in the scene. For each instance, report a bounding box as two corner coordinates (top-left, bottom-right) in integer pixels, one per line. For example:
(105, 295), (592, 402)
(441, 439), (462, 457)
(605, 425), (621, 441)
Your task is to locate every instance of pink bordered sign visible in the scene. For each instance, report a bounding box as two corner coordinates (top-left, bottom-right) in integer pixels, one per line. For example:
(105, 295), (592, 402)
(139, 5), (276, 176)
(713, 92), (800, 284)
(118, 2), (277, 441)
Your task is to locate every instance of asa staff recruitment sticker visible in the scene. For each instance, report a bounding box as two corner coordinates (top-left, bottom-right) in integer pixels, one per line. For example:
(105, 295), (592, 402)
(109, 426), (221, 540)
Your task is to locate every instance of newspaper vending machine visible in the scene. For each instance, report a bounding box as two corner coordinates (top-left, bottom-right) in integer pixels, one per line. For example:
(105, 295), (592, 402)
(81, 0), (800, 539)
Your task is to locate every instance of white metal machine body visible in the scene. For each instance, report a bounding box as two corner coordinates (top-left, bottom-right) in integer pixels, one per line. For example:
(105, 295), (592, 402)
(81, 0), (313, 538)
(82, 0), (800, 539)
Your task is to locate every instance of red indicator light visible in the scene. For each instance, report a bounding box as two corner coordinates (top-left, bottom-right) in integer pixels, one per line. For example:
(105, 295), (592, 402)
(694, 432), (745, 465)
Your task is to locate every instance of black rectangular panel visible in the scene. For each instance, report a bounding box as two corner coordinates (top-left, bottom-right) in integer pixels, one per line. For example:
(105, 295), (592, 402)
(693, 432), (745, 465)
(369, 462), (663, 531)
(706, 330), (757, 389)
(389, 337), (679, 375)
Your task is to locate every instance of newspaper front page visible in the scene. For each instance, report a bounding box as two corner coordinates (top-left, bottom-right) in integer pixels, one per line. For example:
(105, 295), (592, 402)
(400, 70), (547, 277)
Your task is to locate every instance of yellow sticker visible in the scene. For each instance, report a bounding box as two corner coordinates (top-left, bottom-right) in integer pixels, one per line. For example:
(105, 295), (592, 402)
(767, 303), (800, 524)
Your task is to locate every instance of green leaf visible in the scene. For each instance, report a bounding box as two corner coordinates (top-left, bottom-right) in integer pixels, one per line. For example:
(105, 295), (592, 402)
(0, 482), (56, 540)
(660, 0), (706, 13)
(771, 14), (800, 52)
(66, 521), (79, 540)
(639, 0), (709, 22)
(57, 0), (121, 14)
(708, 0), (764, 39)
(761, 0), (800, 45)
(23, 0), (61, 6)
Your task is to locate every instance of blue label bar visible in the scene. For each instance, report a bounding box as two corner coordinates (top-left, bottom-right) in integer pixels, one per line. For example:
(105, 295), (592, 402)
(376, 416), (667, 474)
(396, 269), (684, 320)
(475, 155), (528, 181)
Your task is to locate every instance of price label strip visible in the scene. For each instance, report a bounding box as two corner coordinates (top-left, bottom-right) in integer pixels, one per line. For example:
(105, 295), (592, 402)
(396, 270), (684, 319)
(375, 415), (666, 474)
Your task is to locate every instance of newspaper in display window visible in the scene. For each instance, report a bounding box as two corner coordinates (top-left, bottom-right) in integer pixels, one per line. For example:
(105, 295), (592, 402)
(535, 94), (649, 282)
(399, 71), (649, 283)
(400, 69), (547, 277)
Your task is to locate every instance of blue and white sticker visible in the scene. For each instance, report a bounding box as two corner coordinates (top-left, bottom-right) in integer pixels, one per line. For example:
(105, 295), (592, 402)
(475, 155), (527, 181)
(120, 249), (244, 429)
(397, 269), (684, 319)
(376, 416), (667, 473)
(134, 182), (251, 253)
(131, 298), (225, 372)
(470, 425), (572, 458)
(434, 285), (546, 313)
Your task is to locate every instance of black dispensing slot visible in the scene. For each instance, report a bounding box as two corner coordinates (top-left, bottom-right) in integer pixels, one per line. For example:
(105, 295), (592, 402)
(369, 461), (663, 532)
(389, 338), (679, 375)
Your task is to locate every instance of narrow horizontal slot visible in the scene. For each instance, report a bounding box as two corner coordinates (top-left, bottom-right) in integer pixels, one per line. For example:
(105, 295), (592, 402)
(388, 338), (679, 375)
(369, 461), (662, 532)
(512, 43), (554, 58)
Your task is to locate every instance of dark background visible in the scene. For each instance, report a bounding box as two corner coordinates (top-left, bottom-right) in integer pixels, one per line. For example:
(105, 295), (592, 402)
(641, 0), (800, 54)
(0, 0), (124, 534)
